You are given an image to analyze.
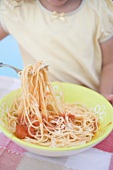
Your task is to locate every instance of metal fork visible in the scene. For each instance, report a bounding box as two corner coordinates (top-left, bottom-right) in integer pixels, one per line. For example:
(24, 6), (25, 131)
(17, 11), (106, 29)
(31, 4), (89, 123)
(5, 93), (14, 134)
(0, 62), (21, 74)
(0, 62), (49, 74)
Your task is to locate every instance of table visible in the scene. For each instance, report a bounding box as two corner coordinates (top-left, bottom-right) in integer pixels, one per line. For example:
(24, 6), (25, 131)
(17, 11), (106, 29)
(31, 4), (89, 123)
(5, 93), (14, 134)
(0, 76), (113, 170)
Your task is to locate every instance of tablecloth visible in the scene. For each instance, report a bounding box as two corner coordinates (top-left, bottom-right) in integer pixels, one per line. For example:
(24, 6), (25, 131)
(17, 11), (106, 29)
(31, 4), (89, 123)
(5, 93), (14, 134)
(0, 76), (113, 170)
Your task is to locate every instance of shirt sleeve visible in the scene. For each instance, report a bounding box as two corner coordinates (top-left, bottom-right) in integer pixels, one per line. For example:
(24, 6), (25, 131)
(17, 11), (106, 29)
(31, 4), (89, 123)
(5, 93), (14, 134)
(98, 0), (113, 43)
(0, 0), (9, 32)
(0, 0), (20, 33)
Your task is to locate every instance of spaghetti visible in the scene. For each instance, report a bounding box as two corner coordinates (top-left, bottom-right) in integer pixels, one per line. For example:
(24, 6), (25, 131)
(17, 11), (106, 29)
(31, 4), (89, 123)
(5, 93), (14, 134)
(1, 61), (99, 148)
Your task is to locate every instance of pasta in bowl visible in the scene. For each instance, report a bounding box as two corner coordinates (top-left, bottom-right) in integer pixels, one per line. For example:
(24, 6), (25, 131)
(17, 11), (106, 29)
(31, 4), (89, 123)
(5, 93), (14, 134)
(0, 62), (113, 157)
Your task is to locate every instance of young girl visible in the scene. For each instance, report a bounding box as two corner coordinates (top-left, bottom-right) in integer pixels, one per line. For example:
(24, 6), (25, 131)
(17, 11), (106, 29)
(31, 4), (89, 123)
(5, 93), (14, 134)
(0, 0), (113, 104)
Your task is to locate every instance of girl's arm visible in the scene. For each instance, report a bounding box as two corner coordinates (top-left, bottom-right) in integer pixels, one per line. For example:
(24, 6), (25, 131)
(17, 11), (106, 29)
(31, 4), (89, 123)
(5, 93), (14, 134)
(99, 37), (113, 105)
(0, 24), (9, 40)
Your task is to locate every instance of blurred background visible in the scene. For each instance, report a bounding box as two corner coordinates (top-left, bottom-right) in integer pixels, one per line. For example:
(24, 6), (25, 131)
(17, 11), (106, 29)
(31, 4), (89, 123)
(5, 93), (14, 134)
(0, 35), (23, 78)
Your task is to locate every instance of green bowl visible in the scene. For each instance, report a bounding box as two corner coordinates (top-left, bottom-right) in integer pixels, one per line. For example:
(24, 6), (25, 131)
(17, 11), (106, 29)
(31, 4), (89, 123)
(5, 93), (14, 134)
(0, 82), (113, 157)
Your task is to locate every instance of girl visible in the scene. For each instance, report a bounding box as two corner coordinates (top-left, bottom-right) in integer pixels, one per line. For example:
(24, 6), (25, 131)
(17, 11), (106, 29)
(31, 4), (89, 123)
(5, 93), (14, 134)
(0, 0), (113, 104)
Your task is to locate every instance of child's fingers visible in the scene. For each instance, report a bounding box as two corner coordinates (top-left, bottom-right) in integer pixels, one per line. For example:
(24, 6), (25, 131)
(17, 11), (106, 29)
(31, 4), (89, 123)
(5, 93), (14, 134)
(105, 95), (113, 106)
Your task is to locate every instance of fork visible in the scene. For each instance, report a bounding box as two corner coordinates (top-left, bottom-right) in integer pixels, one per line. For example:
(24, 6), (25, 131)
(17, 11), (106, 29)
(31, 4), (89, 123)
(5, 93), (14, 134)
(0, 62), (22, 74)
(0, 62), (49, 74)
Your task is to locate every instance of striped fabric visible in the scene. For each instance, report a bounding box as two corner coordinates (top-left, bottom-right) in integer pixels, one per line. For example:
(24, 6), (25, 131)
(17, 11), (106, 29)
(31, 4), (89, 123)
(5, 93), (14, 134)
(0, 76), (113, 170)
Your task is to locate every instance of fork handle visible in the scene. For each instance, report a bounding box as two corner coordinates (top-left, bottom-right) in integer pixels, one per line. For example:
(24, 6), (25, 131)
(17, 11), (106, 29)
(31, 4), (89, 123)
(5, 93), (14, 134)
(0, 62), (21, 73)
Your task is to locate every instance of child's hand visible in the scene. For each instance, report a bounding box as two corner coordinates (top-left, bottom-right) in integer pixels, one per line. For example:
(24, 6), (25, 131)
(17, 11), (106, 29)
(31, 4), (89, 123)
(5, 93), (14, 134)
(105, 95), (113, 106)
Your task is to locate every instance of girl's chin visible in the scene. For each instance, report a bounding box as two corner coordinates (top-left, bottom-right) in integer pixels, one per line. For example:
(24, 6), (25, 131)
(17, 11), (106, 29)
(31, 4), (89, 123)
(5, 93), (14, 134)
(47, 0), (68, 6)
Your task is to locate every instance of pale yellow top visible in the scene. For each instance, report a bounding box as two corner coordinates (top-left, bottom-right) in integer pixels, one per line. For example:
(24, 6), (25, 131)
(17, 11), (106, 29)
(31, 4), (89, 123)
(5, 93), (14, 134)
(0, 0), (113, 91)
